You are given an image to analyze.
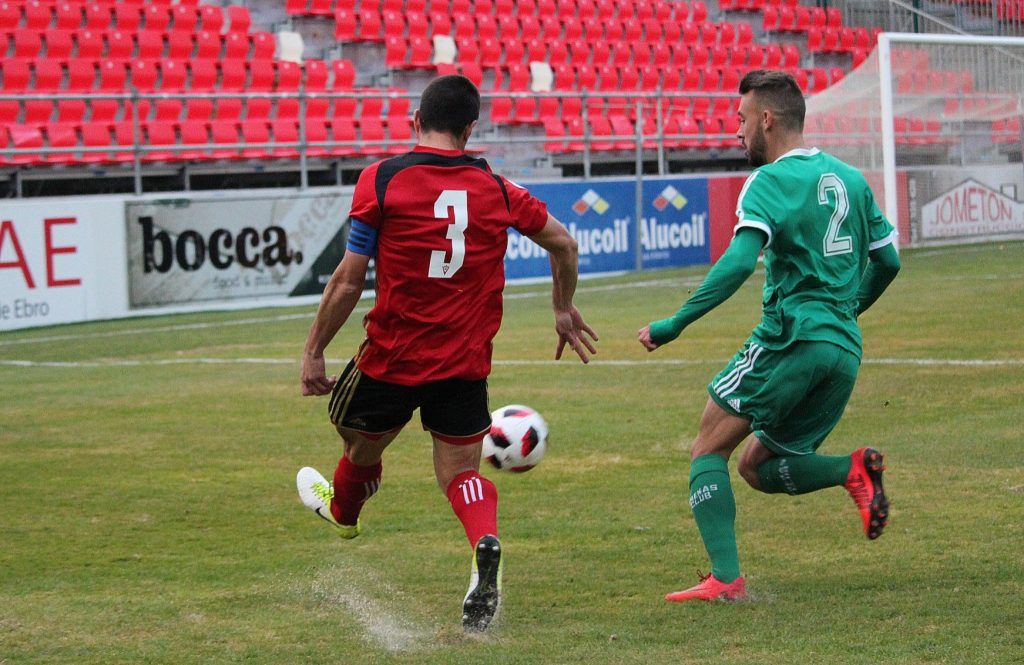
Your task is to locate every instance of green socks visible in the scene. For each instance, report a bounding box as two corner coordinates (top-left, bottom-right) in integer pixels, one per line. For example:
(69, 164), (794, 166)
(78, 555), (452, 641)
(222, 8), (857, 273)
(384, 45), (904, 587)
(688, 454), (741, 584)
(756, 454), (852, 495)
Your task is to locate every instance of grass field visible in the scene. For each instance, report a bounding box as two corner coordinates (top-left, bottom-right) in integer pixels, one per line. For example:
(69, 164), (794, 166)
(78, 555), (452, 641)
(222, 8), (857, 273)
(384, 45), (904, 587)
(2, 241), (1023, 664)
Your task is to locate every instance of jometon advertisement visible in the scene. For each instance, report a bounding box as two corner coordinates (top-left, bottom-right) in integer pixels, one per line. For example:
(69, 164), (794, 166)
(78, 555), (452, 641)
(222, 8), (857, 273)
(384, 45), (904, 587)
(912, 165), (1024, 241)
(125, 193), (353, 308)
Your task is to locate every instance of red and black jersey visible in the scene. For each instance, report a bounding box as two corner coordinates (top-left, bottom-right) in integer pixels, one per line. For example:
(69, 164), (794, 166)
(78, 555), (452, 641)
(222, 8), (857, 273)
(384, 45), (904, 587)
(348, 145), (548, 386)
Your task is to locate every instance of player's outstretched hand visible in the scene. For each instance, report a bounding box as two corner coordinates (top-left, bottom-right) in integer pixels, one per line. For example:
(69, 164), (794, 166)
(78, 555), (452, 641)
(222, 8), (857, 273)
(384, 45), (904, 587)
(555, 306), (598, 364)
(301, 352), (337, 396)
(637, 324), (661, 352)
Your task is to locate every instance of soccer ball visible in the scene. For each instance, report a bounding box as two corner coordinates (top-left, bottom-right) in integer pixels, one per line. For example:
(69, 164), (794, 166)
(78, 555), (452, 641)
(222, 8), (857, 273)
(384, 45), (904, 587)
(482, 404), (548, 473)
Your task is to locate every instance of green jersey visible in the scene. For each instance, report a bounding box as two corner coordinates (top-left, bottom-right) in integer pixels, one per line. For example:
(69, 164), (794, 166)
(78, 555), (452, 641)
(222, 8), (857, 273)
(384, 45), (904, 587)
(735, 148), (897, 358)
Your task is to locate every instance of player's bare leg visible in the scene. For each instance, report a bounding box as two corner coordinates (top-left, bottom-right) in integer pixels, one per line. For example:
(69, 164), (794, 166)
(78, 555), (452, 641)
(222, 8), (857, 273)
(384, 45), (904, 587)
(432, 436), (503, 632)
(296, 428), (399, 539)
(736, 436), (774, 491)
(666, 399), (751, 603)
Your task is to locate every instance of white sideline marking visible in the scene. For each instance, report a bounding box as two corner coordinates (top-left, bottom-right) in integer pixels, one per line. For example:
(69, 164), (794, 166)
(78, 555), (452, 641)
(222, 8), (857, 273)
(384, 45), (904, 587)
(0, 277), (705, 347)
(3, 357), (1022, 369)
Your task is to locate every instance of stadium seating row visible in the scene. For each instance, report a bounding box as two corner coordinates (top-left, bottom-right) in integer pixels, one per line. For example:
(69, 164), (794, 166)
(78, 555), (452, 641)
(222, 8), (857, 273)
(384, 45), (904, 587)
(301, 0), (710, 22)
(0, 117), (420, 164)
(345, 9), (755, 45)
(0, 87), (408, 127)
(0, 1), (248, 33)
(1, 28), (276, 60)
(336, 8), (746, 44)
(0, 58), (345, 93)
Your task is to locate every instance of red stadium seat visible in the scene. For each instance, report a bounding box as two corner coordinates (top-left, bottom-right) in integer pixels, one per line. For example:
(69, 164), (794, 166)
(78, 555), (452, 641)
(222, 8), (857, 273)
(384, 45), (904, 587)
(83, 3), (111, 31)
(209, 120), (241, 160)
(304, 59), (328, 90)
(113, 4), (142, 30)
(66, 58), (96, 90)
(154, 98), (182, 121)
(98, 60), (127, 91)
(24, 100), (54, 124)
(251, 32), (276, 59)
(44, 123), (79, 164)
(198, 5), (223, 33)
(335, 9), (356, 40)
(248, 60), (274, 91)
(75, 29), (104, 58)
(171, 5), (198, 32)
(218, 60), (245, 90)
(144, 5), (172, 32)
(142, 121), (177, 162)
(245, 97), (272, 120)
(330, 118), (358, 156)
(57, 99), (87, 123)
(216, 98), (243, 120)
(240, 120), (270, 159)
(226, 6), (251, 33)
(80, 122), (113, 163)
(135, 30), (163, 58)
(129, 59), (158, 91)
(91, 99), (120, 123)
(223, 31), (248, 59)
(184, 98), (213, 121)
(270, 119), (299, 158)
(277, 61), (302, 90)
(158, 60), (187, 90)
(190, 60), (217, 91)
(193, 30), (220, 59)
(305, 117), (329, 157)
(332, 59), (355, 88)
(164, 31), (193, 59)
(0, 2), (19, 31)
(107, 30), (133, 59)
(177, 120), (209, 160)
(24, 1), (53, 30)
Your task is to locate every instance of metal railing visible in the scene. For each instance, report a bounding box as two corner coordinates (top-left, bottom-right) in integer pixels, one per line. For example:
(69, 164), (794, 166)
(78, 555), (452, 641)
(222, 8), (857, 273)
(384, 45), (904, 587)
(0, 89), (746, 195)
(821, 0), (1024, 37)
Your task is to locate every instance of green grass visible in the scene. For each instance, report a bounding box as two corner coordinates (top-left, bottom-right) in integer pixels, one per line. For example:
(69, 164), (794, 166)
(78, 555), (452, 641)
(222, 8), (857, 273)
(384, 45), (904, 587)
(2, 242), (1023, 664)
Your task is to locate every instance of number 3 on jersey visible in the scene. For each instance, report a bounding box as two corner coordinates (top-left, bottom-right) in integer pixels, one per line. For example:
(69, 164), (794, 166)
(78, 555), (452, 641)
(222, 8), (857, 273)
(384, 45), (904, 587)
(817, 173), (853, 257)
(429, 189), (468, 278)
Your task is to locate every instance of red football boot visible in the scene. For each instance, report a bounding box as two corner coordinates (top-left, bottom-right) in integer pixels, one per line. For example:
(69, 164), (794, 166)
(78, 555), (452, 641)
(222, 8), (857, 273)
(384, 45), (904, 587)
(665, 572), (747, 602)
(845, 447), (889, 540)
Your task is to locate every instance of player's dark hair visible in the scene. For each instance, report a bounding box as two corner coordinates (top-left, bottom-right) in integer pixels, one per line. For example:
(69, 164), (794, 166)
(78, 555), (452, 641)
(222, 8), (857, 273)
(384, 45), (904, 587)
(739, 69), (805, 132)
(418, 75), (480, 137)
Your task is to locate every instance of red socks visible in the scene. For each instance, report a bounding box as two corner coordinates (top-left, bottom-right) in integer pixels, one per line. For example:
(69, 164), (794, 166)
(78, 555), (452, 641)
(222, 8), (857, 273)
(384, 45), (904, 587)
(330, 455), (382, 526)
(446, 470), (499, 546)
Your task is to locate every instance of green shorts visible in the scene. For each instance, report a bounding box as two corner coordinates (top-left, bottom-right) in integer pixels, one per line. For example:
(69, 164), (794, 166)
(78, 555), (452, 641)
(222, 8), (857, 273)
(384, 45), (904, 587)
(707, 339), (860, 456)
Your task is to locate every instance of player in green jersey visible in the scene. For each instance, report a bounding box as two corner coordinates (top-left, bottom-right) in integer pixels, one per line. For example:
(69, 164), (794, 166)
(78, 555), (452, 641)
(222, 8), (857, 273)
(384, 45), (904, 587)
(638, 70), (902, 602)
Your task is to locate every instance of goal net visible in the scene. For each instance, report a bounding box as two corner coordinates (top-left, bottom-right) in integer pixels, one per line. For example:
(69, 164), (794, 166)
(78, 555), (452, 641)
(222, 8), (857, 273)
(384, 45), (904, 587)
(805, 33), (1024, 247)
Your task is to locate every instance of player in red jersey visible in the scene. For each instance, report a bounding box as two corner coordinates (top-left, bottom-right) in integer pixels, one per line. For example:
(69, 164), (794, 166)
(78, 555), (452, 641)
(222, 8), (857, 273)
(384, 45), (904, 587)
(296, 75), (597, 632)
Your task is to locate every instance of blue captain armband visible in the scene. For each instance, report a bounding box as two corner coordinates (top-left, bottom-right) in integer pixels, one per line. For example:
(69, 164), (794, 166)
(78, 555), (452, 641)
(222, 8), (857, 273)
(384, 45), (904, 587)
(346, 218), (378, 256)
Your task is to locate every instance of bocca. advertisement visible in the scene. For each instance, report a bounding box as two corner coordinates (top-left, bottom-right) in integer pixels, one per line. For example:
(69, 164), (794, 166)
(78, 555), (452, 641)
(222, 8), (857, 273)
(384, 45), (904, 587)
(125, 193), (355, 308)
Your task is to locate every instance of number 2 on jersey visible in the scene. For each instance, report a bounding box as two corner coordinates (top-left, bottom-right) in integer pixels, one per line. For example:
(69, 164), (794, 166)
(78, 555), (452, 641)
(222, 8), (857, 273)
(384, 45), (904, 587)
(428, 189), (468, 279)
(817, 173), (853, 257)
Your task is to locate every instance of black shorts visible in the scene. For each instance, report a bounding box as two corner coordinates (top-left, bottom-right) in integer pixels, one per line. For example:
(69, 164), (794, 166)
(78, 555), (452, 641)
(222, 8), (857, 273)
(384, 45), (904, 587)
(327, 358), (491, 444)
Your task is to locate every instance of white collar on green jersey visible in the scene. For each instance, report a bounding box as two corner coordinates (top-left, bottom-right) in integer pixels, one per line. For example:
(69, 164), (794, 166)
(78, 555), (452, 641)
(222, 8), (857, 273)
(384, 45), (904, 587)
(774, 147), (821, 163)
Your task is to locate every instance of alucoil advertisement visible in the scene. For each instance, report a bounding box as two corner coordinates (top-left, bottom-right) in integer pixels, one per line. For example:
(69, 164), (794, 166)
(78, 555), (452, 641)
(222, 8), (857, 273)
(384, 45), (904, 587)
(125, 193), (355, 308)
(504, 177), (711, 280)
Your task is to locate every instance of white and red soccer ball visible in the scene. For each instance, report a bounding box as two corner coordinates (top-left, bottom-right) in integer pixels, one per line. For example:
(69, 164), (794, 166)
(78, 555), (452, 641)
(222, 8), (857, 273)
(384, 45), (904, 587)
(482, 404), (548, 473)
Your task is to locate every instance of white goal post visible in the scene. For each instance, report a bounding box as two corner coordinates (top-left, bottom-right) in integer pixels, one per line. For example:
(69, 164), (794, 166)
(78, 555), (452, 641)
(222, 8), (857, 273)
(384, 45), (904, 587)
(805, 33), (1024, 247)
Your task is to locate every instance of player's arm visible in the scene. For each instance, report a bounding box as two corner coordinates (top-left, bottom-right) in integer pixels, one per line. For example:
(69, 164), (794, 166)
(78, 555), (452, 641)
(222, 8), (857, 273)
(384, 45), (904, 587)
(638, 227), (765, 351)
(527, 213), (599, 364)
(300, 221), (374, 396)
(856, 243), (900, 316)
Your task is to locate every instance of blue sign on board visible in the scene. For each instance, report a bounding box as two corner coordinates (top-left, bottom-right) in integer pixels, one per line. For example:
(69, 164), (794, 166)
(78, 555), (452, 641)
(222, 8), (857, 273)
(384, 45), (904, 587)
(504, 177), (711, 280)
